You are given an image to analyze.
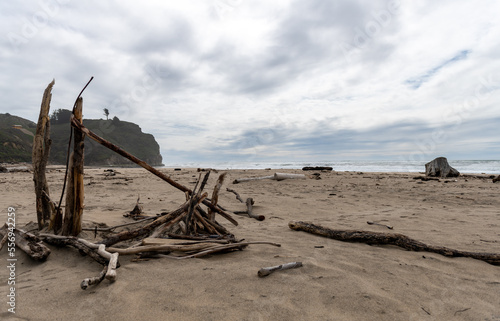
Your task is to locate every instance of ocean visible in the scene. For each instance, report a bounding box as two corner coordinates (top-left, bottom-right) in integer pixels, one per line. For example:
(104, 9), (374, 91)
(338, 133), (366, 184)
(164, 160), (500, 174)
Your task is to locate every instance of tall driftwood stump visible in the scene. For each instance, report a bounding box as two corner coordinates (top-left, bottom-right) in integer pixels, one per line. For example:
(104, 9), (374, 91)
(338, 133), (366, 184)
(32, 80), (55, 230)
(62, 98), (85, 236)
(425, 157), (459, 178)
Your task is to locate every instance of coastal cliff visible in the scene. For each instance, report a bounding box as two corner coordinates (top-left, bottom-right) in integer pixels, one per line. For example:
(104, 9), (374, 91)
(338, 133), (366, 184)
(0, 112), (163, 166)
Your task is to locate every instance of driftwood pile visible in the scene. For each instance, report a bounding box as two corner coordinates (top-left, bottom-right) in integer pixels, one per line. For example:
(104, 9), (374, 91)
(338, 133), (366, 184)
(9, 79), (281, 290)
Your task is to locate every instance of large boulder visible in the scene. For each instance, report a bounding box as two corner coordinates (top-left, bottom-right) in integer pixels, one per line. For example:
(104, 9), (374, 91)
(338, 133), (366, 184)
(425, 157), (460, 178)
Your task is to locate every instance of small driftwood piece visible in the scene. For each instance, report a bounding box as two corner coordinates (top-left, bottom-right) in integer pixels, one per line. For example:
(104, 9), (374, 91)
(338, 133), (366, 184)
(289, 221), (500, 266)
(258, 261), (303, 277)
(367, 221), (393, 229)
(0, 225), (51, 261)
(245, 198), (265, 221)
(81, 265), (107, 290)
(227, 189), (265, 221)
(226, 188), (244, 203)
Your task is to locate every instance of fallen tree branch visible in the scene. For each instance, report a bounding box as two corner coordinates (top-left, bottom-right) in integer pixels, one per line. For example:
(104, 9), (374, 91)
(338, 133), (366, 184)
(288, 221), (500, 266)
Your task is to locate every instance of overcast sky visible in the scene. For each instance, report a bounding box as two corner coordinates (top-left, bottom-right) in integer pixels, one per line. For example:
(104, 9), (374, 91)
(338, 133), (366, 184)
(1, 0), (499, 164)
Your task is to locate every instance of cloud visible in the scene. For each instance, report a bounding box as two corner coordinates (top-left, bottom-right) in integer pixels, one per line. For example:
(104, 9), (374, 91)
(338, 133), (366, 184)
(0, 0), (499, 165)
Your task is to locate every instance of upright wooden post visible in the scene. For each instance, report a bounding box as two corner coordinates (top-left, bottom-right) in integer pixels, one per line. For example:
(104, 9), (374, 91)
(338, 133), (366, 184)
(62, 98), (85, 236)
(32, 80), (55, 230)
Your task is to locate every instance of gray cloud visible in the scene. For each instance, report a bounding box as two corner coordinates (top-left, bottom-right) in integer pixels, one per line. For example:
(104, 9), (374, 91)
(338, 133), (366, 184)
(0, 1), (499, 164)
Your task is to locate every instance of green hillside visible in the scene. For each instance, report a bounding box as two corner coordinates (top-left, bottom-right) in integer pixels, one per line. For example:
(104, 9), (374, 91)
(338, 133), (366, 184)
(0, 113), (37, 162)
(0, 112), (163, 166)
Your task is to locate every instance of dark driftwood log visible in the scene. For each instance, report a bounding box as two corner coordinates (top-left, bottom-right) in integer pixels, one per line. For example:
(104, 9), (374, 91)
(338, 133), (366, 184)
(493, 175), (500, 183)
(0, 226), (51, 261)
(33, 80), (55, 230)
(425, 157), (460, 178)
(70, 118), (237, 226)
(62, 97), (85, 236)
(302, 166), (333, 171)
(288, 221), (500, 266)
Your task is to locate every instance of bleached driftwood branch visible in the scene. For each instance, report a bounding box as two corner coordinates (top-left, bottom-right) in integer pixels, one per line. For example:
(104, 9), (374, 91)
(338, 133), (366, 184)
(258, 262), (303, 277)
(233, 173), (306, 184)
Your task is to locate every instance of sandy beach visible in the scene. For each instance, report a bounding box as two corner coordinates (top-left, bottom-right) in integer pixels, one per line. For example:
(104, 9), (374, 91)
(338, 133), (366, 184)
(1, 166), (499, 320)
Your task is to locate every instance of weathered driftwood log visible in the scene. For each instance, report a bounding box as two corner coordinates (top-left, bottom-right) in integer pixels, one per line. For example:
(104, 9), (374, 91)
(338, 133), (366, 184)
(233, 175), (274, 184)
(425, 157), (460, 178)
(70, 117), (237, 226)
(288, 221), (500, 266)
(258, 261), (303, 277)
(493, 175), (500, 183)
(273, 172), (307, 181)
(33, 80), (55, 230)
(62, 97), (85, 236)
(302, 166), (333, 171)
(0, 225), (51, 261)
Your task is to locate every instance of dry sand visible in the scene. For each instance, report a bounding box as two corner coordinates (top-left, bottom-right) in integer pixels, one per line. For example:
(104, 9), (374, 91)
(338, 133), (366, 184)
(0, 166), (499, 320)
